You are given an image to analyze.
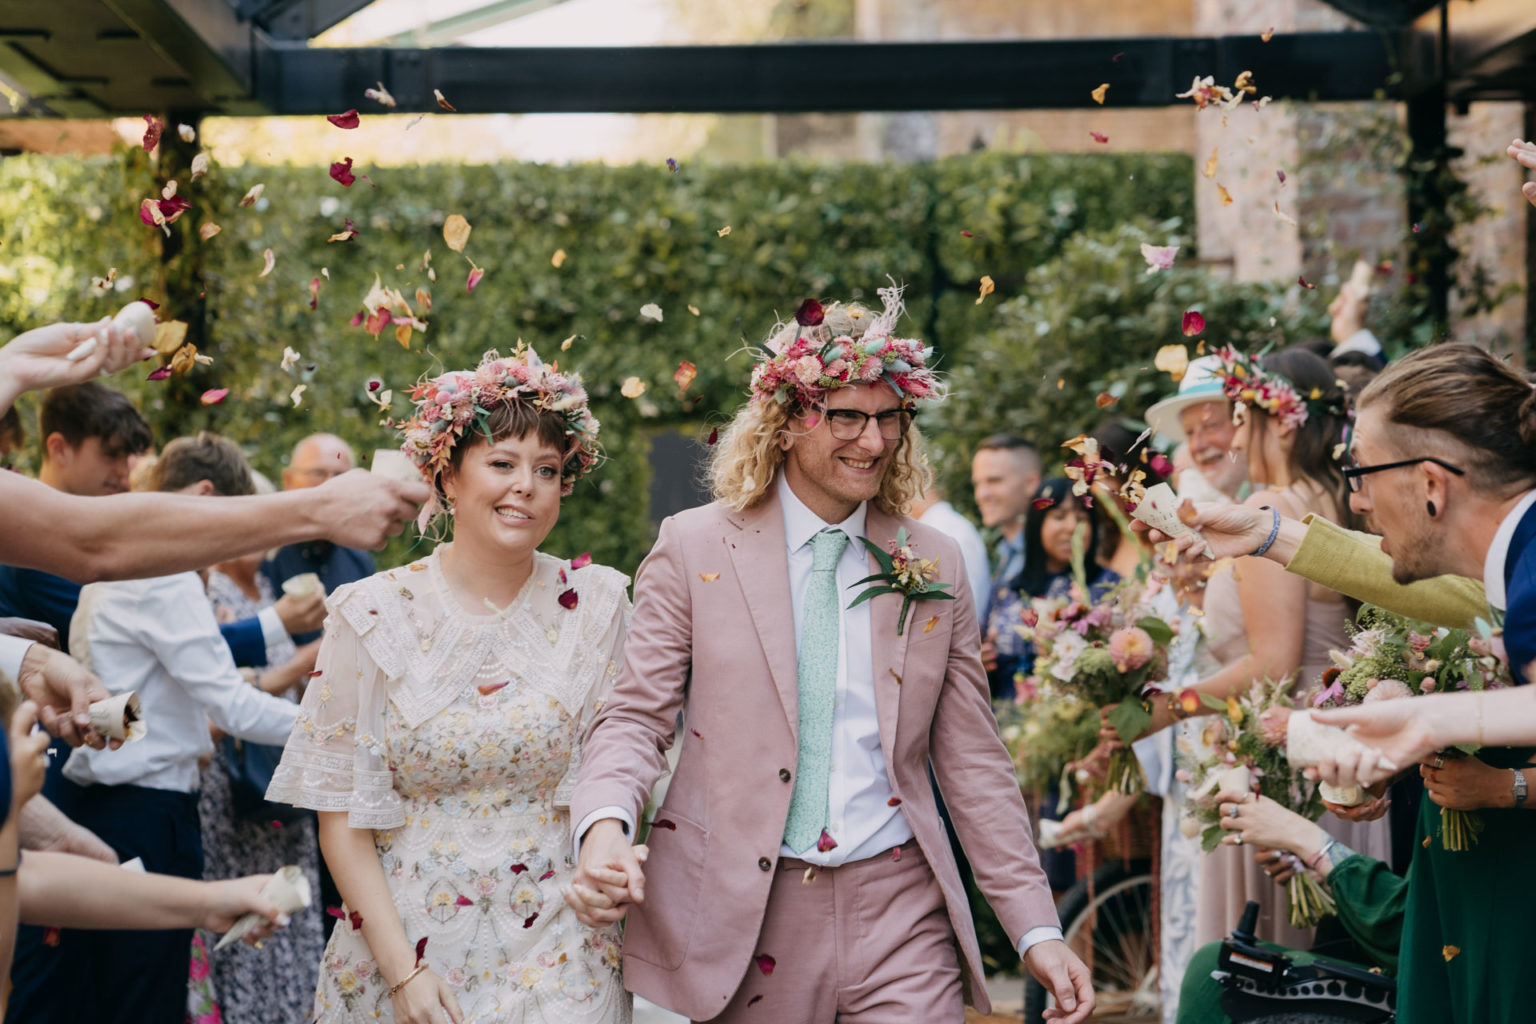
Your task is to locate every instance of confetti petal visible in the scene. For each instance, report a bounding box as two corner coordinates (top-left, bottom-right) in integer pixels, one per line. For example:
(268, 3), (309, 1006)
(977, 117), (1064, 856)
(1216, 183), (1234, 206)
(434, 88), (456, 112)
(687, 304), (700, 316)
(1155, 344), (1189, 380)
(291, 384), (307, 407)
(365, 81), (396, 107)
(327, 109), (360, 129)
(364, 307), (390, 336)
(699, 572), (721, 582)
(239, 183), (264, 207)
(666, 157), (678, 173)
(960, 230), (973, 238)
(570, 553), (592, 569)
(510, 864), (528, 875)
(414, 936), (428, 966)
(816, 829), (838, 853)
(200, 387), (228, 406)
(455, 894), (473, 906)
(1091, 83), (1109, 105)
(639, 302), (664, 322)
(259, 248), (275, 277)
(466, 265), (484, 293)
(1443, 945), (1460, 962)
(329, 158), (356, 187)
(1276, 169), (1287, 185)
(717, 225), (732, 237)
(754, 954), (776, 976)
(1140, 243), (1179, 272)
(146, 366), (171, 381)
(620, 376), (647, 399)
(177, 123), (196, 143)
(651, 819), (677, 831)
(190, 153), (209, 180)
(199, 222), (221, 241)
(523, 914), (538, 929)
(673, 361), (697, 392)
(1203, 147), (1218, 179)
(443, 214), (472, 253)
(794, 298), (824, 327)
(328, 219), (358, 243)
(1182, 310), (1205, 336)
(1032, 497), (1056, 510)
(707, 427), (719, 446)
(309, 276), (321, 310)
(1261, 26), (1275, 42)
(142, 115), (163, 152)
(1095, 391), (1119, 408)
(557, 589), (578, 610)
(1089, 131), (1109, 144)
(748, 995), (763, 1006)
(1298, 276), (1316, 290)
(975, 275), (995, 305)
(551, 248), (566, 268)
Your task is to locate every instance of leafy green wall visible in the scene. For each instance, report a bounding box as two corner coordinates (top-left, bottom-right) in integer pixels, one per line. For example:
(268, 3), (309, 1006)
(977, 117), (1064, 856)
(1, 149), (1210, 575)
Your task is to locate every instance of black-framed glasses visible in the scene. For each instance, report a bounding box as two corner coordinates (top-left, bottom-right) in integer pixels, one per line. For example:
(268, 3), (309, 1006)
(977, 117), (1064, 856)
(820, 406), (914, 441)
(1341, 457), (1465, 493)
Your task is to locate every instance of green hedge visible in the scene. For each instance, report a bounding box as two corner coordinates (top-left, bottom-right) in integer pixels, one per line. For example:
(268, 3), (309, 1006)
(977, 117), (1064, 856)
(0, 148), (1197, 575)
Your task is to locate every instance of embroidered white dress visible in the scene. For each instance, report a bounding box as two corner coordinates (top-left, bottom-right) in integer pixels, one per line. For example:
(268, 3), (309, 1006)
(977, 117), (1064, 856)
(268, 548), (632, 1024)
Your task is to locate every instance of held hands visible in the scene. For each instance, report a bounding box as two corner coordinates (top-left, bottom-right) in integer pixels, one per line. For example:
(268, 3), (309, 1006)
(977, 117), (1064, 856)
(1023, 938), (1096, 1023)
(314, 470), (432, 550)
(564, 818), (649, 928)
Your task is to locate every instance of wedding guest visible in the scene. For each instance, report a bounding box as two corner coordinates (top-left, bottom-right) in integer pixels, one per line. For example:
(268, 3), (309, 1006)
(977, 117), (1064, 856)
(569, 288), (1092, 1023)
(269, 348), (633, 1024)
(972, 434), (1042, 696)
(1136, 347), (1390, 949)
(910, 484), (990, 612)
(60, 433), (304, 1024)
(0, 408), (21, 469)
(1145, 355), (1249, 502)
(263, 434), (375, 644)
(200, 476), (326, 1024)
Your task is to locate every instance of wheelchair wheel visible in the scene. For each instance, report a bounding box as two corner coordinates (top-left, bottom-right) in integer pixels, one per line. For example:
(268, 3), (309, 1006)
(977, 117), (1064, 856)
(1024, 859), (1158, 1022)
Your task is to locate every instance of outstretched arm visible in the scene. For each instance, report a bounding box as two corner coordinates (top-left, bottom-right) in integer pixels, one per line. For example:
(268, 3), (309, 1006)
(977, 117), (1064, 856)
(0, 318), (154, 416)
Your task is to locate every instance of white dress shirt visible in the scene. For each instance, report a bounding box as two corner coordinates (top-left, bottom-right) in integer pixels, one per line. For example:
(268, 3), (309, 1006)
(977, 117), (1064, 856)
(0, 634), (31, 698)
(1482, 489), (1536, 613)
(917, 500), (991, 613)
(64, 572), (299, 793)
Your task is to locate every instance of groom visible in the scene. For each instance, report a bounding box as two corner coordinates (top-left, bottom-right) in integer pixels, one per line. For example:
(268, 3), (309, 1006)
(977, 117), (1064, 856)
(568, 290), (1092, 1023)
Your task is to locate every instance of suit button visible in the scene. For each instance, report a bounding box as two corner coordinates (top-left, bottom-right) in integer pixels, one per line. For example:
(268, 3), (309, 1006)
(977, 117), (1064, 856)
(758, 857), (772, 872)
(778, 768), (791, 782)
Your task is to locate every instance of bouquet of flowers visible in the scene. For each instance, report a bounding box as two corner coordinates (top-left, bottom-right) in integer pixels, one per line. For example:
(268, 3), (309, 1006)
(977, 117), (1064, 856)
(1020, 574), (1177, 794)
(1177, 677), (1334, 928)
(994, 694), (1101, 808)
(1309, 605), (1510, 850)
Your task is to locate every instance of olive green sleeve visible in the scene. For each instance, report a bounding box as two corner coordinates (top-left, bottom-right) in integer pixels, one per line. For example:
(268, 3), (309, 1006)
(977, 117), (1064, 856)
(1285, 515), (1488, 630)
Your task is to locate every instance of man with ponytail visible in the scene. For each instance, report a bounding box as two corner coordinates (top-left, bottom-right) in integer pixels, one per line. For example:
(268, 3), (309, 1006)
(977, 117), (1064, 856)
(566, 286), (1092, 1023)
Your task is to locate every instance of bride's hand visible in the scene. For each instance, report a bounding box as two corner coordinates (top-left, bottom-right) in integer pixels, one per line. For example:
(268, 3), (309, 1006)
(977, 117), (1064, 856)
(390, 966), (463, 1024)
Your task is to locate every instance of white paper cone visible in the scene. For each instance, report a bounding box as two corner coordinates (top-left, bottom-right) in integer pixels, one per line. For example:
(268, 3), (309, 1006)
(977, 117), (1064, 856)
(280, 573), (321, 599)
(88, 691), (145, 743)
(1036, 818), (1064, 849)
(112, 302), (157, 347)
(370, 448), (421, 485)
(1319, 782), (1365, 806)
(1130, 483), (1215, 559)
(1285, 709), (1391, 777)
(213, 865), (311, 951)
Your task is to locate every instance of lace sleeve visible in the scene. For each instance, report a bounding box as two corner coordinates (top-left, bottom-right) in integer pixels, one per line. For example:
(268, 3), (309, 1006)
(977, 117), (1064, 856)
(553, 580), (632, 810)
(266, 586), (405, 831)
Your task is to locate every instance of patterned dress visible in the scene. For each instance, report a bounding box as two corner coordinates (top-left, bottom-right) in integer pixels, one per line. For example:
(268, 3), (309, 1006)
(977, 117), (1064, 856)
(268, 547), (632, 1024)
(199, 570), (326, 1024)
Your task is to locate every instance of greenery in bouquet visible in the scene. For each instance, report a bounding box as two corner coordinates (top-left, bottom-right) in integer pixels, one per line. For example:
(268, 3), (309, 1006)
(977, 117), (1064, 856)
(1021, 566), (1177, 794)
(1310, 605), (1510, 850)
(994, 695), (1101, 808)
(1177, 677), (1334, 928)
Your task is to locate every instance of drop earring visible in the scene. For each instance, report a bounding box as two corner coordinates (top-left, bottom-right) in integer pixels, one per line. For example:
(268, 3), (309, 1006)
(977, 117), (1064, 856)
(1426, 500), (1436, 518)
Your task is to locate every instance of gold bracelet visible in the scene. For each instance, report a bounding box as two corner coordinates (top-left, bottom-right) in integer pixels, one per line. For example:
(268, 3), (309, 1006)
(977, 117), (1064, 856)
(387, 963), (429, 998)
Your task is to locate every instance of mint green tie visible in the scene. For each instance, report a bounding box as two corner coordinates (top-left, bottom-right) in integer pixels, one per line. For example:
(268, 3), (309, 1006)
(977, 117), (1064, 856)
(784, 528), (849, 852)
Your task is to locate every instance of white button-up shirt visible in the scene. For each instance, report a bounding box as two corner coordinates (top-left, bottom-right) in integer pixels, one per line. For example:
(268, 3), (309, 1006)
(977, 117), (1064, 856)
(64, 572), (299, 793)
(777, 473), (912, 864)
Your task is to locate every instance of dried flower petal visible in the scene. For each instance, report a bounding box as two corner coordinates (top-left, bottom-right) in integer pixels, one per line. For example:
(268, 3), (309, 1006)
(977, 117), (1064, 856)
(200, 387), (228, 406)
(620, 376), (647, 399)
(639, 302), (663, 322)
(509, 864), (528, 875)
(1095, 392), (1119, 408)
(1276, 169), (1287, 185)
(142, 115), (163, 152)
(651, 819), (677, 831)
(687, 304), (700, 316)
(1032, 497), (1055, 510)
(364, 307), (390, 336)
(327, 109), (360, 129)
(193, 221), (219, 242)
(291, 384), (307, 407)
(414, 936), (428, 966)
(365, 81), (396, 107)
(1261, 26), (1274, 42)
(975, 275), (995, 305)
(1298, 276), (1316, 290)
(666, 158), (678, 173)
(717, 225), (732, 237)
(557, 589), (578, 610)
(239, 183), (264, 207)
(570, 553), (592, 569)
(699, 572), (720, 582)
(522, 914), (538, 929)
(190, 153), (209, 180)
(434, 88), (456, 111)
(551, 248), (566, 268)
(1182, 310), (1205, 336)
(329, 158), (356, 187)
(1091, 83), (1109, 105)
(816, 829), (837, 853)
(1443, 945), (1460, 962)
(794, 298), (824, 327)
(1089, 131), (1109, 144)
(1203, 147), (1218, 179)
(754, 954), (776, 975)
(1216, 183), (1234, 206)
(707, 427), (720, 446)
(1155, 344), (1189, 380)
(466, 265), (484, 293)
(328, 219), (358, 242)
(177, 123), (196, 143)
(308, 276), (321, 310)
(146, 366), (172, 381)
(960, 230), (973, 238)
(892, 846), (902, 861)
(260, 248), (275, 277)
(442, 214), (472, 253)
(673, 361), (697, 392)
(1140, 243), (1179, 272)
(455, 895), (473, 906)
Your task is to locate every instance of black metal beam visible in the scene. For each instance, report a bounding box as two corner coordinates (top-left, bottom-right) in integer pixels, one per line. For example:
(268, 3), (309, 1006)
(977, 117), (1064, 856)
(252, 31), (1416, 116)
(258, 0), (378, 42)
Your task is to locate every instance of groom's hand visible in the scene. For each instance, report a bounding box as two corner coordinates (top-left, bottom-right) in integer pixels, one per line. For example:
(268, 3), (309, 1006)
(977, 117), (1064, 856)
(566, 818), (647, 928)
(1024, 939), (1095, 1023)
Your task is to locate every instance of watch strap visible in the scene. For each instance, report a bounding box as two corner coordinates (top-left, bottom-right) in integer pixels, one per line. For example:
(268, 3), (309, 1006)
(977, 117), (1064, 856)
(1513, 769), (1528, 808)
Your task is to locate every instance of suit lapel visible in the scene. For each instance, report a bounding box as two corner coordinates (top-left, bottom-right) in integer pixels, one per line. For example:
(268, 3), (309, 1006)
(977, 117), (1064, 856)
(726, 491), (802, 737)
(864, 507), (912, 768)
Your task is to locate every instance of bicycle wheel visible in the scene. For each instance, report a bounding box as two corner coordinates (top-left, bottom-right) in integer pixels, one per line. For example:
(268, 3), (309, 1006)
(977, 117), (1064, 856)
(1024, 859), (1158, 1023)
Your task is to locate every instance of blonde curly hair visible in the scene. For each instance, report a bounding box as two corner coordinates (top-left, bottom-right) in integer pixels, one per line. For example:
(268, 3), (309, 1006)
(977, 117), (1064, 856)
(705, 393), (932, 516)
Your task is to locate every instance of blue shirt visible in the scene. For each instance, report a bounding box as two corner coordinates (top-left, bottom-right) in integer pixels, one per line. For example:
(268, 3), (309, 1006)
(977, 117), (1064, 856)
(261, 542), (375, 644)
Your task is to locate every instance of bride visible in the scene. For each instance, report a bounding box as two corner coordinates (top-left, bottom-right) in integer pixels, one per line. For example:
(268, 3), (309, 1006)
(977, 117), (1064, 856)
(269, 347), (634, 1024)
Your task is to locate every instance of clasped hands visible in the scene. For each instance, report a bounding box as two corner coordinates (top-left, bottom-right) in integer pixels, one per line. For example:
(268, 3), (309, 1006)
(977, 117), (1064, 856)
(564, 818), (648, 928)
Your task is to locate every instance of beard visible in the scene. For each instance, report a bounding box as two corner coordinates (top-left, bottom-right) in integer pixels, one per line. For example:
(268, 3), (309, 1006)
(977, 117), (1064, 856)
(1386, 515), (1447, 585)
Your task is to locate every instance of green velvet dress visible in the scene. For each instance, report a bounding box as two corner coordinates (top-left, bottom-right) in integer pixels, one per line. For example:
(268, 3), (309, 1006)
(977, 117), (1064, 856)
(1176, 854), (1404, 1024)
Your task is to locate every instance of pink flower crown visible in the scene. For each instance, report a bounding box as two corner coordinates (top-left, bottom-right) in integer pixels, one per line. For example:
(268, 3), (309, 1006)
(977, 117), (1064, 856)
(399, 346), (600, 496)
(748, 284), (943, 409)
(1212, 345), (1334, 431)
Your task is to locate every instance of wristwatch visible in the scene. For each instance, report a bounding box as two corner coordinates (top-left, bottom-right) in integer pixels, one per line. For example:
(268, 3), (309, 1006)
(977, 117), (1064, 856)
(1513, 769), (1528, 809)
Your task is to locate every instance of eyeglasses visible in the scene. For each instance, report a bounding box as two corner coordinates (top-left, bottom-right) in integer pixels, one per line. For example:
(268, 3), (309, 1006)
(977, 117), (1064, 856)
(1341, 456), (1465, 493)
(820, 406), (914, 441)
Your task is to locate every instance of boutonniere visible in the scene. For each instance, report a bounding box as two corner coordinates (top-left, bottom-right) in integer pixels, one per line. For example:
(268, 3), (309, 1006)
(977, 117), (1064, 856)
(848, 528), (955, 635)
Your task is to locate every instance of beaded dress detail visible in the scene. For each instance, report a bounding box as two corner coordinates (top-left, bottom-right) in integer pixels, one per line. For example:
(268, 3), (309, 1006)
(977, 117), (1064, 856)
(268, 547), (632, 1024)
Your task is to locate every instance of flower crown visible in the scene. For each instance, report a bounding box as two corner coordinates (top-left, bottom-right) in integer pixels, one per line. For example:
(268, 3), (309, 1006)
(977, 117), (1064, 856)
(748, 284), (943, 409)
(400, 345), (600, 496)
(1212, 345), (1339, 431)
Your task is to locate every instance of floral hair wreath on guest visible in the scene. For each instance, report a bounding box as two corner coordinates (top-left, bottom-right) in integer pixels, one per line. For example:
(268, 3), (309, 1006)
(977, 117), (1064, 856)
(748, 283), (945, 410)
(1212, 344), (1342, 431)
(399, 343), (600, 497)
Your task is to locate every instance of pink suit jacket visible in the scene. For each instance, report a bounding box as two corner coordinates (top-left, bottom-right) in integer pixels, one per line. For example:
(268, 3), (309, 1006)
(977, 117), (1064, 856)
(570, 488), (1058, 1021)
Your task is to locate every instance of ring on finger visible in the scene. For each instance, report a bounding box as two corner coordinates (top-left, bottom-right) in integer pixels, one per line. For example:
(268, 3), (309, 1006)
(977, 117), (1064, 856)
(1234, 834), (1244, 846)
(1432, 756), (1445, 770)
(1227, 804), (1239, 819)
